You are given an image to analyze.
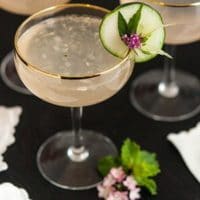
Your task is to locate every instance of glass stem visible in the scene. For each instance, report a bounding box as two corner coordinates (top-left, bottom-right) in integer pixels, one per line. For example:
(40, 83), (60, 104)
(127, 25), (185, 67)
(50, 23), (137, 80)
(71, 107), (82, 148)
(158, 45), (179, 98)
(67, 107), (89, 162)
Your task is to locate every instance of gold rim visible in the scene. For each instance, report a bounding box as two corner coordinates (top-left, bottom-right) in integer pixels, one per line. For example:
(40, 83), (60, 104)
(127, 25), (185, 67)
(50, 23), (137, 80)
(145, 0), (200, 7)
(14, 3), (129, 80)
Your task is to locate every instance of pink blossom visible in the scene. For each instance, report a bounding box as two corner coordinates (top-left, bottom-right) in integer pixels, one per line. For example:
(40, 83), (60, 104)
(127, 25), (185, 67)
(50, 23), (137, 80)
(97, 167), (141, 200)
(110, 167), (126, 182)
(107, 191), (129, 200)
(97, 184), (115, 199)
(129, 188), (141, 200)
(123, 176), (137, 190)
(103, 174), (116, 187)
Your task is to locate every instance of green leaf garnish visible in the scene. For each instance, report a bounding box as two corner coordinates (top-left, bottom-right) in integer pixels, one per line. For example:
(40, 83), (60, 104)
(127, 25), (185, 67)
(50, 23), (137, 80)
(98, 138), (161, 196)
(157, 49), (173, 59)
(142, 36), (150, 43)
(143, 49), (173, 59)
(140, 49), (152, 55)
(118, 12), (128, 37)
(128, 50), (135, 62)
(127, 4), (143, 34)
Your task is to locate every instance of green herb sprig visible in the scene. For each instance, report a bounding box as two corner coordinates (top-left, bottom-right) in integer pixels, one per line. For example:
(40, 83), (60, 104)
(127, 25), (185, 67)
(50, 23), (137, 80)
(98, 138), (161, 195)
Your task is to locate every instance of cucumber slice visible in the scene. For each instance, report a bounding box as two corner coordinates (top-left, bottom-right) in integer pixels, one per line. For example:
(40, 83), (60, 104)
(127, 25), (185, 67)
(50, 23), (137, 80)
(99, 3), (165, 63)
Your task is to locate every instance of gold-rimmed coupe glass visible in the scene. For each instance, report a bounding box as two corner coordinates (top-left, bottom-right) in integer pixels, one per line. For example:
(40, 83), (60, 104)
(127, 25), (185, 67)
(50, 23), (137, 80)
(0, 0), (69, 95)
(14, 4), (134, 190)
(121, 0), (200, 121)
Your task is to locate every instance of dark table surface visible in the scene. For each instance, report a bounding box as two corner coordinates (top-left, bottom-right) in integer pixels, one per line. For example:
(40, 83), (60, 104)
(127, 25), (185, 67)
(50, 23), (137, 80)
(0, 0), (200, 199)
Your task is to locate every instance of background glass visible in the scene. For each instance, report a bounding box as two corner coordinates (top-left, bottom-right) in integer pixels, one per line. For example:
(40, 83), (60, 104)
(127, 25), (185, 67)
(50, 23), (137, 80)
(121, 0), (200, 121)
(14, 4), (134, 190)
(0, 0), (70, 95)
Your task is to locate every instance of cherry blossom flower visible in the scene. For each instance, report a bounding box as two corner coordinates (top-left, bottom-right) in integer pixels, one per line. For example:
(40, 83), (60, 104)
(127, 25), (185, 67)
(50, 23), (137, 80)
(123, 176), (137, 190)
(107, 191), (129, 200)
(97, 167), (141, 200)
(110, 167), (126, 182)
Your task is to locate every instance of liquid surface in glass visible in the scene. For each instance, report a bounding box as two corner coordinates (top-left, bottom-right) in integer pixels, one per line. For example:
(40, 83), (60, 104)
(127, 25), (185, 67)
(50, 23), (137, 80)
(16, 14), (132, 107)
(18, 15), (121, 76)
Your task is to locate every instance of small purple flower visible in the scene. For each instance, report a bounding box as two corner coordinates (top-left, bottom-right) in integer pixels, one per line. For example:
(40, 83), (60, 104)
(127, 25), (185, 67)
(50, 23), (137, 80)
(121, 34), (141, 49)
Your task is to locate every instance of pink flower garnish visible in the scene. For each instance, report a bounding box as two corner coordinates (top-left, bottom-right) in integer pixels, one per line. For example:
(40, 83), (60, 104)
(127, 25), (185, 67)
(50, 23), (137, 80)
(107, 191), (129, 200)
(123, 176), (137, 190)
(129, 188), (141, 200)
(110, 167), (126, 182)
(121, 34), (141, 49)
(97, 167), (141, 200)
(97, 184), (115, 199)
(103, 174), (116, 187)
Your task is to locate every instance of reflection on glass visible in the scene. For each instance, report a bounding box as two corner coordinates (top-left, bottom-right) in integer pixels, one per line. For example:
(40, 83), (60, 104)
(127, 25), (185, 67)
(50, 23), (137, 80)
(14, 4), (134, 190)
(121, 0), (200, 121)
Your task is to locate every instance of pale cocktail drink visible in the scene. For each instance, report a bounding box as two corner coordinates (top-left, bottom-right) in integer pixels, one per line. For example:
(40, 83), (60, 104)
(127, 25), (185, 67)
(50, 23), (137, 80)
(16, 15), (132, 107)
(14, 4), (133, 190)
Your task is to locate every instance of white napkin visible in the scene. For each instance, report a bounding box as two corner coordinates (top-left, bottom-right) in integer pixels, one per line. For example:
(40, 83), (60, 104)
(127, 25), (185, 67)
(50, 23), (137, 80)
(0, 106), (22, 172)
(0, 182), (30, 200)
(167, 122), (200, 183)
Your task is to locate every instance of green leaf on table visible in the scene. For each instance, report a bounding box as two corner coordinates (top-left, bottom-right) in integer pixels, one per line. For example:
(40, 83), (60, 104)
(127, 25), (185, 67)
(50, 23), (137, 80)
(133, 150), (160, 177)
(121, 138), (140, 169)
(132, 150), (160, 195)
(135, 176), (157, 195)
(127, 4), (143, 34)
(97, 138), (161, 195)
(118, 12), (128, 37)
(98, 156), (120, 176)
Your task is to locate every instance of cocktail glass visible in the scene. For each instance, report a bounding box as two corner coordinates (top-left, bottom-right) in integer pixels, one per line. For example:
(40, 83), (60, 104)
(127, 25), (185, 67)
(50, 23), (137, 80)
(0, 0), (69, 94)
(14, 4), (134, 189)
(121, 0), (200, 121)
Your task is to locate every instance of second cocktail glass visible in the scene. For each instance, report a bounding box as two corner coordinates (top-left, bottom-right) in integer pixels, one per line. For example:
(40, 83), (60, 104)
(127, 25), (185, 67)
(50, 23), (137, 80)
(14, 4), (134, 190)
(0, 0), (69, 94)
(121, 0), (200, 121)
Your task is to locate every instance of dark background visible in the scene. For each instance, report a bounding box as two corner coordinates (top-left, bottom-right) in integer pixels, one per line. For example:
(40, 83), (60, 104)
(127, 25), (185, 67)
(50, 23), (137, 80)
(0, 0), (200, 199)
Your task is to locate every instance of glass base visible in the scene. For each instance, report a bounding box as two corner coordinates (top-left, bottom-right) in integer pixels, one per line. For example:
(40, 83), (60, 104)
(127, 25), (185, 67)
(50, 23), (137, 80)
(37, 130), (118, 190)
(130, 69), (200, 122)
(0, 51), (31, 95)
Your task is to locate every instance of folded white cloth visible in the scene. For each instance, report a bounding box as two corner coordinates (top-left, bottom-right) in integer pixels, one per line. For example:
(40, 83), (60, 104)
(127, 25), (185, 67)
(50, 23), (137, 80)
(0, 106), (22, 172)
(167, 122), (200, 183)
(0, 182), (30, 199)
